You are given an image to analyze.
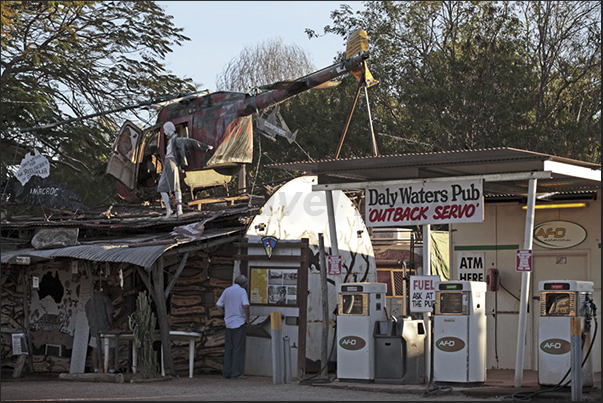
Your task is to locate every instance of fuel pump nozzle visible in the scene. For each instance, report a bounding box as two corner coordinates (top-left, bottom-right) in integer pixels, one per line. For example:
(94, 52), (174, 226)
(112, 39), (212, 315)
(584, 296), (598, 333)
(585, 296), (597, 316)
(584, 296), (597, 332)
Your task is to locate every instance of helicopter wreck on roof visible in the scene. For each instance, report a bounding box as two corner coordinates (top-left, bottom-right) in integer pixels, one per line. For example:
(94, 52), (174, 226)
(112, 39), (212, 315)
(106, 51), (370, 202)
(22, 32), (375, 204)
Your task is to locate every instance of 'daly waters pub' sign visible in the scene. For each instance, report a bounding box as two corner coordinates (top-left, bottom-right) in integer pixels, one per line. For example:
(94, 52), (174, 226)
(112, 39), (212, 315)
(365, 179), (484, 227)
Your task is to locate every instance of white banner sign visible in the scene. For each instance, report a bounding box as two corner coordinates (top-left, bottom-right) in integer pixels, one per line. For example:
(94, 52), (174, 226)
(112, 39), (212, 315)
(365, 179), (484, 227)
(16, 149), (50, 185)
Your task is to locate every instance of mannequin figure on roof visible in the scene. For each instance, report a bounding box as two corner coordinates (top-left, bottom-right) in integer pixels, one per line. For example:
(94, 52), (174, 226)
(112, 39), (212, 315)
(157, 121), (213, 219)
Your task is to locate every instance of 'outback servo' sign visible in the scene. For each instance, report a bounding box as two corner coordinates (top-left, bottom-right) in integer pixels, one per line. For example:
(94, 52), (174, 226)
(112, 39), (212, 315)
(365, 179), (484, 227)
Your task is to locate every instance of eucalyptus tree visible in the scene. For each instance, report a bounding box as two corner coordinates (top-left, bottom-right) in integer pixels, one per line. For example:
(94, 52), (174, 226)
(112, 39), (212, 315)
(1, 1), (196, 207)
(305, 1), (600, 162)
(517, 1), (601, 162)
(216, 36), (316, 92)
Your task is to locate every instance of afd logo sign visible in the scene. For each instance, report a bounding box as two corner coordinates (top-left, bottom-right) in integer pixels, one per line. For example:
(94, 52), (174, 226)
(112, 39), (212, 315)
(435, 337), (466, 352)
(533, 221), (587, 249)
(540, 338), (571, 355)
(339, 336), (367, 351)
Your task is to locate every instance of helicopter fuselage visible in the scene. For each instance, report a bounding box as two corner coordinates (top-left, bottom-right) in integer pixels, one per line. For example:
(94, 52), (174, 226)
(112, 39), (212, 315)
(108, 52), (370, 202)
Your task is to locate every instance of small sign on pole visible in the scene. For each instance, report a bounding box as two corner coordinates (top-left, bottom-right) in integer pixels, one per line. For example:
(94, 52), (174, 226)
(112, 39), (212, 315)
(409, 275), (441, 312)
(327, 255), (342, 275)
(516, 249), (533, 272)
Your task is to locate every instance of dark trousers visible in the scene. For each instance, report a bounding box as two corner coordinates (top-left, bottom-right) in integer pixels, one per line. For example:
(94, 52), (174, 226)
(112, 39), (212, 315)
(223, 324), (246, 378)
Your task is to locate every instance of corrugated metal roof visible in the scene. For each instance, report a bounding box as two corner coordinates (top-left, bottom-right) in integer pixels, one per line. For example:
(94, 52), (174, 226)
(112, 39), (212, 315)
(1, 227), (244, 268)
(267, 147), (600, 172)
(266, 147), (601, 199)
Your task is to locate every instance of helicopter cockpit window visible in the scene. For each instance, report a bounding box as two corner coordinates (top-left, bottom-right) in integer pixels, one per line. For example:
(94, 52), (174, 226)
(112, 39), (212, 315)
(143, 128), (159, 157)
(175, 124), (189, 139)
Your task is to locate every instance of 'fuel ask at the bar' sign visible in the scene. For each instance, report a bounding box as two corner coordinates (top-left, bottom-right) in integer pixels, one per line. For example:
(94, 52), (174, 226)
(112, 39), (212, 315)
(365, 179), (484, 227)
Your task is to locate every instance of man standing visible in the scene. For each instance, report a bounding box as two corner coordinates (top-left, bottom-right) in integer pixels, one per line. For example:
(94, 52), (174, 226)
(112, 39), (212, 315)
(85, 282), (116, 373)
(216, 275), (250, 379)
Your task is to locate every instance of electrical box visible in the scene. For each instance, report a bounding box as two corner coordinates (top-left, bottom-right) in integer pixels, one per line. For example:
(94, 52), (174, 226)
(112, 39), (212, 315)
(433, 281), (486, 385)
(336, 282), (387, 381)
(538, 280), (595, 387)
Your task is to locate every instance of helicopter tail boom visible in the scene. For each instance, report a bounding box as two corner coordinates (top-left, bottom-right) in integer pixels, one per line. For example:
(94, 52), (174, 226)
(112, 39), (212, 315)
(241, 52), (369, 116)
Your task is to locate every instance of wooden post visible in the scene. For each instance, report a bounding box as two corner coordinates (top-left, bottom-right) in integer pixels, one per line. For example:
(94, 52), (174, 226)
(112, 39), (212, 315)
(21, 266), (34, 375)
(164, 252), (189, 297)
(152, 258), (173, 376)
(12, 354), (27, 379)
(297, 238), (309, 378)
(59, 372), (125, 383)
(318, 233), (329, 379)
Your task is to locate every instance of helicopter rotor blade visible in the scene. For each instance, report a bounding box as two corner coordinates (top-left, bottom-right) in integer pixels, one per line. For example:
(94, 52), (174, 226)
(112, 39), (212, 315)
(20, 90), (210, 133)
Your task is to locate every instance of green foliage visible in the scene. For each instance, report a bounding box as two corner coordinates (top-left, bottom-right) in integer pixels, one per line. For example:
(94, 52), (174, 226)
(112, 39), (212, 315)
(290, 1), (600, 165)
(1, 1), (197, 207)
(128, 290), (158, 379)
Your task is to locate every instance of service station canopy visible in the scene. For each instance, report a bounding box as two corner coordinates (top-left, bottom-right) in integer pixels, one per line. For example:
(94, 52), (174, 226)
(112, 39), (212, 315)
(266, 147), (601, 202)
(268, 146), (601, 387)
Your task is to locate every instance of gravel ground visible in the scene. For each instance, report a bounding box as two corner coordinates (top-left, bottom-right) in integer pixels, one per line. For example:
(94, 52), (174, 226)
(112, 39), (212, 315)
(1, 373), (502, 401)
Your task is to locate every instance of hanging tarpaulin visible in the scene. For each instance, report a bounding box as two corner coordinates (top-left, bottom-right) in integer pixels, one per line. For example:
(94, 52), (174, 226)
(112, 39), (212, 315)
(15, 149), (50, 185)
(430, 231), (450, 281)
(202, 113), (253, 167)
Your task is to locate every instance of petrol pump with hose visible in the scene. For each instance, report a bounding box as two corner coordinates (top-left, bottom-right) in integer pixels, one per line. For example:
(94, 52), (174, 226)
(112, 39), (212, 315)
(538, 280), (597, 387)
(336, 282), (387, 382)
(432, 281), (487, 385)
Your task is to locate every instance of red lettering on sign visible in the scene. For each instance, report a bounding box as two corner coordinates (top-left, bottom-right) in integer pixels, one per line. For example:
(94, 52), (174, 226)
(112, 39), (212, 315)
(412, 279), (434, 290)
(432, 204), (477, 220)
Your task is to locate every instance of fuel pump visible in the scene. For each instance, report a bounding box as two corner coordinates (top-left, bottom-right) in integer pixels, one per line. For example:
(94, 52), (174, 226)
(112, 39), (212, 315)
(336, 282), (387, 381)
(538, 280), (596, 387)
(432, 281), (487, 385)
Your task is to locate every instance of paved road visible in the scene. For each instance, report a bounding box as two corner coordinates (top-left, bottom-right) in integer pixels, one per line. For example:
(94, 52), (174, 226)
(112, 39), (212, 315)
(1, 373), (500, 401)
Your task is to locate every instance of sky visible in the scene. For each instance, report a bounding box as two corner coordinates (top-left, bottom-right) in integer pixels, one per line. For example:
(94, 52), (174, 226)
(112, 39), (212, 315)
(157, 1), (360, 90)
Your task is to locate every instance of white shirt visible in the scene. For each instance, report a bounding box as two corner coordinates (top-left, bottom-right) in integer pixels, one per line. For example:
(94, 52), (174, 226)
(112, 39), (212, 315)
(216, 284), (249, 329)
